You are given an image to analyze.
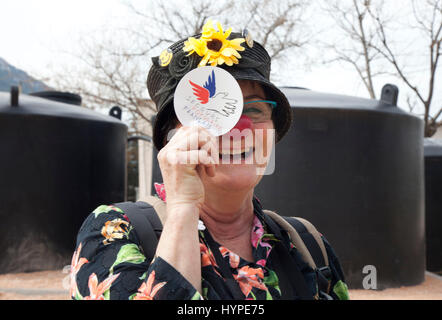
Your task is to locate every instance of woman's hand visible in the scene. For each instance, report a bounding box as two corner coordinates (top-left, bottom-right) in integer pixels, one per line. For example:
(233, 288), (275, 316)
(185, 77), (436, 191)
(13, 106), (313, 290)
(155, 126), (217, 294)
(157, 125), (218, 211)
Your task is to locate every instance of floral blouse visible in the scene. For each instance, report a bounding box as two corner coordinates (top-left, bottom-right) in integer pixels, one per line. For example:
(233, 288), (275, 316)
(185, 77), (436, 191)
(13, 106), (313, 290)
(70, 183), (349, 300)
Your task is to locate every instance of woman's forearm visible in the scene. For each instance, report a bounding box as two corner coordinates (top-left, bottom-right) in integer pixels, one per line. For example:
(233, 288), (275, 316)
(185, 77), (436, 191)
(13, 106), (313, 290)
(155, 203), (202, 294)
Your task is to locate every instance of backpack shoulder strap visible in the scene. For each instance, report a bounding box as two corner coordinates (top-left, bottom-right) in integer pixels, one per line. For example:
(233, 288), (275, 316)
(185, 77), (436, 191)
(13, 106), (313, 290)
(141, 195), (168, 225)
(287, 217), (329, 267)
(263, 210), (329, 269)
(113, 198), (165, 261)
(288, 216), (333, 296)
(263, 209), (317, 270)
(260, 211), (314, 299)
(263, 210), (332, 295)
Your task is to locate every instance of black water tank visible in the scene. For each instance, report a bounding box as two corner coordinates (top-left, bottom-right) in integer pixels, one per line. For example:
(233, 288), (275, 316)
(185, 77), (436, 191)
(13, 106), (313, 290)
(254, 86), (425, 289)
(30, 90), (82, 106)
(0, 88), (127, 273)
(424, 138), (442, 273)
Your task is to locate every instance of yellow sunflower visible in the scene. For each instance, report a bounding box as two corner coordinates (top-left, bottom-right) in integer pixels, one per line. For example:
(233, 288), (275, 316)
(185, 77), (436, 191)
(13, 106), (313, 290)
(183, 20), (245, 67)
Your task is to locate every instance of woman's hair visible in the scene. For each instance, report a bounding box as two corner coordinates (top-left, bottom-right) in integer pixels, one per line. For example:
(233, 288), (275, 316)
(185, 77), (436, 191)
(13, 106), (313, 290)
(159, 105), (179, 147)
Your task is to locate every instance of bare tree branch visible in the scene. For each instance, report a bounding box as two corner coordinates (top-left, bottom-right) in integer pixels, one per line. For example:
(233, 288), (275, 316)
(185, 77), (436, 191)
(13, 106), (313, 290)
(321, 0), (386, 99)
(321, 0), (441, 137)
(367, 0), (441, 136)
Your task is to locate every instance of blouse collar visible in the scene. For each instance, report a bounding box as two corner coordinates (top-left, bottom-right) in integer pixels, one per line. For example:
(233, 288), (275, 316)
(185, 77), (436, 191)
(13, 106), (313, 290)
(153, 182), (275, 266)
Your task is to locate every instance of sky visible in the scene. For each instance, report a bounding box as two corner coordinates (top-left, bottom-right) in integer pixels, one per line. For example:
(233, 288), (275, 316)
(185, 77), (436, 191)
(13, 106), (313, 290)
(0, 0), (128, 71)
(0, 0), (440, 118)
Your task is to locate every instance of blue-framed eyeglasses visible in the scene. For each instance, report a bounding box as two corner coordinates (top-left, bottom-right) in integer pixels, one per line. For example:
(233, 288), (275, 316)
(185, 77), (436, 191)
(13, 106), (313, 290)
(242, 100), (277, 122)
(244, 100), (277, 108)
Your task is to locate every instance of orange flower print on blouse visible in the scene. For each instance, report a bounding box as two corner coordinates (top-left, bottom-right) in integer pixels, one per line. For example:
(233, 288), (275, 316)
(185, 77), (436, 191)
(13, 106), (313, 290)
(234, 265), (268, 298)
(101, 218), (130, 245)
(219, 246), (240, 269)
(69, 242), (89, 299)
(200, 243), (218, 268)
(133, 271), (166, 300)
(83, 273), (120, 300)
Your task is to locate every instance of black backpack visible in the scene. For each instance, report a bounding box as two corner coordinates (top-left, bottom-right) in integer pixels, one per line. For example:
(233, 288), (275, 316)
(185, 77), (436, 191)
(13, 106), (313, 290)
(114, 196), (332, 300)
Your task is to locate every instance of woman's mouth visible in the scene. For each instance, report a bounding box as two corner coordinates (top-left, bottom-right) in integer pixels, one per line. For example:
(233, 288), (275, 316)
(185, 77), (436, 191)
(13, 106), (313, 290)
(218, 146), (255, 163)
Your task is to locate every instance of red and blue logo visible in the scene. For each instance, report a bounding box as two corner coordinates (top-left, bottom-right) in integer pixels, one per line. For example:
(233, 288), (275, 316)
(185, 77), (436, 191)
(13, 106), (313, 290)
(188, 70), (216, 104)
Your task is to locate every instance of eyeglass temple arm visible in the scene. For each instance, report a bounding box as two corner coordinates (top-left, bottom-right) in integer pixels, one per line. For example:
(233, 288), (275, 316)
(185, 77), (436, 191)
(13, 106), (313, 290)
(244, 100), (277, 108)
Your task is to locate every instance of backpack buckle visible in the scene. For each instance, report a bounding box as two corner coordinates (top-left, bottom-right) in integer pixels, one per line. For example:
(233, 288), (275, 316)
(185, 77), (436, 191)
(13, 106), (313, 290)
(318, 266), (332, 280)
(316, 266), (332, 295)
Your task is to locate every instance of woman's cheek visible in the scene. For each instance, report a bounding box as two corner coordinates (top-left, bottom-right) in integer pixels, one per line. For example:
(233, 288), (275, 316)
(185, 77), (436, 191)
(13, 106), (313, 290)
(252, 125), (274, 179)
(252, 122), (275, 159)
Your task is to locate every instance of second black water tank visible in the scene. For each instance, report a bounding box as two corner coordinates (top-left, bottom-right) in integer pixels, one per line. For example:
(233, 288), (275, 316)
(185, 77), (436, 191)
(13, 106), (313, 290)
(424, 138), (442, 273)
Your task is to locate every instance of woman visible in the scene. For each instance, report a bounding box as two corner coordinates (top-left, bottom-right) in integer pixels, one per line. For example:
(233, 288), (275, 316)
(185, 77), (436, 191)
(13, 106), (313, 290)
(70, 20), (349, 300)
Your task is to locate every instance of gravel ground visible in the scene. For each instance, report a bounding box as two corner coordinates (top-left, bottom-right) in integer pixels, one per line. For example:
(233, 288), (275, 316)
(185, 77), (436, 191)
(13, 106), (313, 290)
(0, 270), (441, 300)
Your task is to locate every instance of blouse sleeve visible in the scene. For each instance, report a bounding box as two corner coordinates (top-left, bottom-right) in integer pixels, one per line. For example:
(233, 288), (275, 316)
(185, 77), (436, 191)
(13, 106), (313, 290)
(70, 204), (202, 300)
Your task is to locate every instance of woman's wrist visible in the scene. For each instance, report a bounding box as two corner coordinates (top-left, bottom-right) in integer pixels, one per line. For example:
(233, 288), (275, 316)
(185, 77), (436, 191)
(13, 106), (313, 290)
(156, 201), (202, 294)
(166, 201), (200, 221)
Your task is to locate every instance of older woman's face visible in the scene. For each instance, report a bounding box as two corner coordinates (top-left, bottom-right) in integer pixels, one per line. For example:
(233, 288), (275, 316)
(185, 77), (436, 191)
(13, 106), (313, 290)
(200, 80), (275, 192)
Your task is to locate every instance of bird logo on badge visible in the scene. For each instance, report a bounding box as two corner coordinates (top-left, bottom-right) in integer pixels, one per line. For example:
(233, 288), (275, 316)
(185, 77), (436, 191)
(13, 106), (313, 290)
(188, 70), (216, 104)
(174, 66), (243, 136)
(188, 69), (238, 118)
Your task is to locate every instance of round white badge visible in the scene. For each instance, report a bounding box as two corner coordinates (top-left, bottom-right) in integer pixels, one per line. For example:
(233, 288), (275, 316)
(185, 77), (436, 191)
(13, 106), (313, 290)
(173, 66), (243, 136)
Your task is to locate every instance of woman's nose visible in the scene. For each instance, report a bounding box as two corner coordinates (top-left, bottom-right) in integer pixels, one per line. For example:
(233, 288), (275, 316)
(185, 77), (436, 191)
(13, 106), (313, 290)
(230, 114), (252, 132)
(226, 114), (253, 140)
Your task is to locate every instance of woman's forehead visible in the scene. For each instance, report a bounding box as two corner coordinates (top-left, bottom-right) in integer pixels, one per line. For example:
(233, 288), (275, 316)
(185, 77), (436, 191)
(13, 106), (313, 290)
(238, 80), (265, 98)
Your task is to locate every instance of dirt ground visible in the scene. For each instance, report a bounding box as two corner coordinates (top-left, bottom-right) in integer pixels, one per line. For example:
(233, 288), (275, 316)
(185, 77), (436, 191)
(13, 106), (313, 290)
(0, 269), (441, 300)
(349, 272), (442, 300)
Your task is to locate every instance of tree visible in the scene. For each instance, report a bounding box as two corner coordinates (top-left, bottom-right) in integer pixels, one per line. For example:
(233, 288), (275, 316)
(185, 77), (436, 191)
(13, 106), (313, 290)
(321, 0), (442, 137)
(321, 0), (386, 99)
(368, 0), (442, 137)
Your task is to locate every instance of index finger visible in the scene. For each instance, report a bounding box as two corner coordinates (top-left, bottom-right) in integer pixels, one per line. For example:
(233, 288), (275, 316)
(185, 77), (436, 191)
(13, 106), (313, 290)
(169, 125), (217, 151)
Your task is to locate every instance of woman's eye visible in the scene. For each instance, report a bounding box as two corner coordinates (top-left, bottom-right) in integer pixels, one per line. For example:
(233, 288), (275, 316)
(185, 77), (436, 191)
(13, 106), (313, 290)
(244, 107), (262, 114)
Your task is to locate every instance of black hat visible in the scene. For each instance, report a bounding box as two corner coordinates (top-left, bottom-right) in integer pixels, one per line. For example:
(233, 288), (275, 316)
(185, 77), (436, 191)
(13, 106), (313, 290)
(147, 21), (293, 150)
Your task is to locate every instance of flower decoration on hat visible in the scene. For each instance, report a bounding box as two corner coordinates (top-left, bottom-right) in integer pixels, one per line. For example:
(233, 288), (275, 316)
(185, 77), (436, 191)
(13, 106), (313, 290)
(183, 20), (246, 67)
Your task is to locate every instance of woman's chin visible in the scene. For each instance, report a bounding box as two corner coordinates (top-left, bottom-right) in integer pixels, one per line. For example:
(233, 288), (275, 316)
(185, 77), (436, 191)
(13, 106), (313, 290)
(203, 162), (262, 191)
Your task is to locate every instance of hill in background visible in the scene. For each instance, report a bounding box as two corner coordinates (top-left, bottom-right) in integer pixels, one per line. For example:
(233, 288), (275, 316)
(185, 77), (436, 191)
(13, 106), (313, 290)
(0, 57), (51, 94)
